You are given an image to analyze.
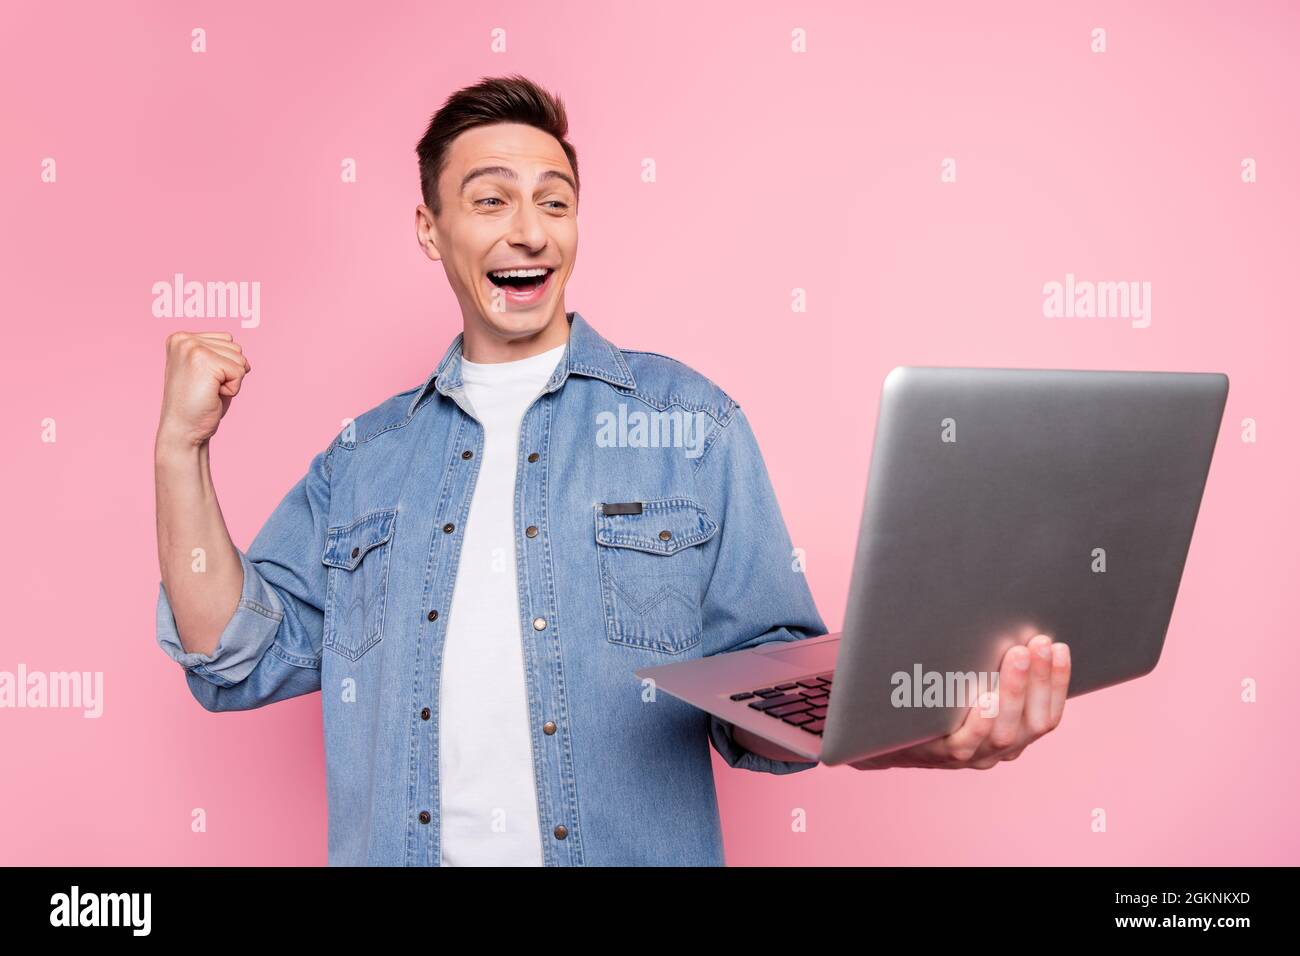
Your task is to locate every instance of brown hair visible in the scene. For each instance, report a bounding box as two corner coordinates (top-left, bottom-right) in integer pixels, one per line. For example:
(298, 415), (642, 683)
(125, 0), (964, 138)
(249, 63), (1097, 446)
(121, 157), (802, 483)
(415, 73), (579, 217)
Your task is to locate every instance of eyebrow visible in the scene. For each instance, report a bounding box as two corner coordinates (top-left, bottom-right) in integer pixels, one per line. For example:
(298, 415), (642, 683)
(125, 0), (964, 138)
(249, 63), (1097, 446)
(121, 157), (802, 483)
(460, 165), (576, 195)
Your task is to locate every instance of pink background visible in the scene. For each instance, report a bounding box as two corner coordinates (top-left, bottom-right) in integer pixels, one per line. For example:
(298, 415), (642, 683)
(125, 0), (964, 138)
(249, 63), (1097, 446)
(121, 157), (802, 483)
(2, 0), (1296, 866)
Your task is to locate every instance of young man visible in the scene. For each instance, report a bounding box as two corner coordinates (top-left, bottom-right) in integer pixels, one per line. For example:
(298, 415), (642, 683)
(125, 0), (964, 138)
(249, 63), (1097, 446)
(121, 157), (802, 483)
(154, 75), (1070, 866)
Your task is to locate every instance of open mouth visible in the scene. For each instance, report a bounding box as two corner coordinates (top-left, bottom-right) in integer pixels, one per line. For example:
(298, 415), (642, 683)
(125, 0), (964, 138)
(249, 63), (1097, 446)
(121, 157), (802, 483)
(486, 267), (555, 299)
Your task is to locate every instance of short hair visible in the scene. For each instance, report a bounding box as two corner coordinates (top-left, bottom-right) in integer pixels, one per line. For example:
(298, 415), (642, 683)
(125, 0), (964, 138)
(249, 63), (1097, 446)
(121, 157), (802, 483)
(415, 73), (579, 217)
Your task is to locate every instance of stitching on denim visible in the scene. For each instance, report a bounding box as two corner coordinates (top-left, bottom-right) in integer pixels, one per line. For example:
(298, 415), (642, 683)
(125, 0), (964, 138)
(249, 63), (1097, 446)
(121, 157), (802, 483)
(609, 576), (680, 616)
(594, 498), (717, 552)
(603, 387), (733, 428)
(690, 400), (739, 473)
(267, 639), (322, 670)
(323, 508), (397, 567)
(238, 597), (283, 622)
(190, 663), (235, 687)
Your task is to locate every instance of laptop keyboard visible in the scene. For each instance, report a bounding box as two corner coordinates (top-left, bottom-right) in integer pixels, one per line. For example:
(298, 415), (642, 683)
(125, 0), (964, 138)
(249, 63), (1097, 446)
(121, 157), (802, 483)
(729, 672), (833, 735)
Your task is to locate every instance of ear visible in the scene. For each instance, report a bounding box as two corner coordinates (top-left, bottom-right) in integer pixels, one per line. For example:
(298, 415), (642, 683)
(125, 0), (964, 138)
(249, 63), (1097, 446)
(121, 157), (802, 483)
(415, 205), (443, 262)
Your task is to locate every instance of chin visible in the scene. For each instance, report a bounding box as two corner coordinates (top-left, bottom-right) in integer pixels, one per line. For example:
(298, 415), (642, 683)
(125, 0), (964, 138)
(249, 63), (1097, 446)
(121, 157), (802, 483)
(476, 308), (557, 339)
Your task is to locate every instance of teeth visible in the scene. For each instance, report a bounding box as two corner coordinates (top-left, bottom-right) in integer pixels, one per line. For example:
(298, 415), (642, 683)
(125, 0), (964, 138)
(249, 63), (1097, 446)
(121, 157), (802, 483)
(490, 268), (550, 278)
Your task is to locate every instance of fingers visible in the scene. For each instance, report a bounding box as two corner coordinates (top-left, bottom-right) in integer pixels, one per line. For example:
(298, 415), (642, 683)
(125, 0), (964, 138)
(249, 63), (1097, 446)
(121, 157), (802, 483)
(933, 687), (998, 764)
(851, 639), (1071, 772)
(983, 639), (1071, 765)
(1049, 642), (1071, 728)
(988, 644), (1030, 750)
(166, 329), (235, 348)
(174, 330), (251, 378)
(168, 332), (250, 371)
(191, 347), (249, 397)
(201, 340), (251, 371)
(167, 331), (244, 352)
(1022, 634), (1055, 737)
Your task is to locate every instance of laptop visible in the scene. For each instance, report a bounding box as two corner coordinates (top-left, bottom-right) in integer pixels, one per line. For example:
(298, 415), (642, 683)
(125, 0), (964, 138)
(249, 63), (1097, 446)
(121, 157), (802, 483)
(636, 367), (1229, 766)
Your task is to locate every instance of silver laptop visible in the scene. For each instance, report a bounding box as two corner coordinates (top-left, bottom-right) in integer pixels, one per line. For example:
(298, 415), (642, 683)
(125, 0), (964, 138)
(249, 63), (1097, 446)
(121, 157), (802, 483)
(636, 367), (1229, 765)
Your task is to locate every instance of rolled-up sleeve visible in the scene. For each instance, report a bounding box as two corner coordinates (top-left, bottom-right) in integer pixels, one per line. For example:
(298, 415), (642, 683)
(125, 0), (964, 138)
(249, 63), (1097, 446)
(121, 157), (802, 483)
(154, 439), (336, 711)
(695, 403), (828, 774)
(156, 543), (288, 684)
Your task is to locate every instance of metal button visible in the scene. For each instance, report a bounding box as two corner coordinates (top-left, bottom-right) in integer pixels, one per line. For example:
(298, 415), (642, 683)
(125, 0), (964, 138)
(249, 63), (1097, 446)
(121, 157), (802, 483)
(553, 824), (568, 840)
(659, 530), (672, 541)
(442, 522), (455, 534)
(351, 546), (360, 558)
(418, 810), (431, 824)
(427, 610), (439, 622)
(543, 721), (557, 735)
(525, 525), (539, 538)
(532, 617), (547, 631)
(527, 452), (540, 463)
(461, 450), (473, 459)
(420, 707), (431, 721)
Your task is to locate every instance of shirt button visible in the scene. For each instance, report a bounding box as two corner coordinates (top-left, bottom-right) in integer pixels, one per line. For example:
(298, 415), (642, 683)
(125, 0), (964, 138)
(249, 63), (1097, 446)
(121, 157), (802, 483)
(553, 824), (568, 840)
(418, 810), (432, 824)
(525, 525), (539, 538)
(543, 721), (557, 735)
(532, 617), (547, 631)
(420, 707), (431, 721)
(442, 522), (455, 534)
(461, 450), (473, 459)
(427, 609), (439, 622)
(527, 452), (540, 463)
(351, 546), (360, 558)
(659, 530), (672, 541)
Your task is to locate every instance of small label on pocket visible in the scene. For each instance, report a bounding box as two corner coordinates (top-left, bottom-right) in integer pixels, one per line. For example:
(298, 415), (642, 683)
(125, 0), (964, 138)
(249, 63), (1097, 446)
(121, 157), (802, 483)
(601, 502), (643, 515)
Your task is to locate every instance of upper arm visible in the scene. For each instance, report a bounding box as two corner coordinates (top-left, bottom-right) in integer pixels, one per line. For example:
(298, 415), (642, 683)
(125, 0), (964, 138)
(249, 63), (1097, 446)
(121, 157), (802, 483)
(155, 440), (337, 711)
(694, 405), (827, 771)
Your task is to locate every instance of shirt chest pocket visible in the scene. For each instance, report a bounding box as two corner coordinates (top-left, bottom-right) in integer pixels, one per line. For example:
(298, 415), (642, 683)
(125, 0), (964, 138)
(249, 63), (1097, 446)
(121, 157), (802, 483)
(321, 508), (397, 662)
(594, 497), (717, 654)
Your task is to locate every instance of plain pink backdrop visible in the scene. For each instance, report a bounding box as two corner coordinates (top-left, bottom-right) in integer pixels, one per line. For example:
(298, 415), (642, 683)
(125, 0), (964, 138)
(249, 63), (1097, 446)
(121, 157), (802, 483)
(1, 0), (1296, 866)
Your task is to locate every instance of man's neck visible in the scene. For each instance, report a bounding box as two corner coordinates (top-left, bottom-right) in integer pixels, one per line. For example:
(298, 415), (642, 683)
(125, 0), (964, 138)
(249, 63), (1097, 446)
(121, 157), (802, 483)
(462, 310), (569, 364)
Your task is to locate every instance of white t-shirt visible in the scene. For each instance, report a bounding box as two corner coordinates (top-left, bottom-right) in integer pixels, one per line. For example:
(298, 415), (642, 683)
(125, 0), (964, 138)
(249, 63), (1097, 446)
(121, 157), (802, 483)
(438, 341), (566, 866)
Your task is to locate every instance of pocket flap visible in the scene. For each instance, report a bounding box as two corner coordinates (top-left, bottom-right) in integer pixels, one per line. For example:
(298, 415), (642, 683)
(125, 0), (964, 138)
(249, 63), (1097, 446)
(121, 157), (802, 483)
(322, 509), (397, 570)
(594, 497), (717, 555)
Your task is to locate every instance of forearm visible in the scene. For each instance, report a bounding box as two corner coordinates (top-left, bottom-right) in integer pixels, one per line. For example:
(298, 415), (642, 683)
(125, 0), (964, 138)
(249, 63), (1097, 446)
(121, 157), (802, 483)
(154, 430), (243, 657)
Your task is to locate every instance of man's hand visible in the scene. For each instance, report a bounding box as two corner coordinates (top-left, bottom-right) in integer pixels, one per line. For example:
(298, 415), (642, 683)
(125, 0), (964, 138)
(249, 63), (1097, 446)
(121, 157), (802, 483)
(157, 331), (252, 451)
(154, 331), (251, 657)
(850, 633), (1070, 770)
(726, 634), (1070, 769)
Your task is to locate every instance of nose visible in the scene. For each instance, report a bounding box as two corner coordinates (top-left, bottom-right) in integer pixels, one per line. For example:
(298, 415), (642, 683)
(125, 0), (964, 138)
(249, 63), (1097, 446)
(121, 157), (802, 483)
(506, 199), (549, 250)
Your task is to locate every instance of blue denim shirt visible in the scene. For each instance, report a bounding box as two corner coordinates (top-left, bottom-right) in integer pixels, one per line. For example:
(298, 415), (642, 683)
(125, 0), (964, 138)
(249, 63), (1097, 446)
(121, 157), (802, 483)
(155, 311), (827, 865)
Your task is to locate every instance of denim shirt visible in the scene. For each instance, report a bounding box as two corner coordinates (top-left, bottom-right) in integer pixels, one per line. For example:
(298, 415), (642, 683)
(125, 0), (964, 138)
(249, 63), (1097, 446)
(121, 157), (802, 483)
(155, 311), (827, 866)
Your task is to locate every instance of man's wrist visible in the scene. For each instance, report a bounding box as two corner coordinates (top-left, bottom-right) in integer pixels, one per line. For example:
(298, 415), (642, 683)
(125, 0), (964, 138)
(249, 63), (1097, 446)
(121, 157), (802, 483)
(155, 425), (207, 465)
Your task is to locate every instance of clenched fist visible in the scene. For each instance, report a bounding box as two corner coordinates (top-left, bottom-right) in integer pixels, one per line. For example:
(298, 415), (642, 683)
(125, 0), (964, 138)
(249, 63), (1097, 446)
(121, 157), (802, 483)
(156, 331), (252, 450)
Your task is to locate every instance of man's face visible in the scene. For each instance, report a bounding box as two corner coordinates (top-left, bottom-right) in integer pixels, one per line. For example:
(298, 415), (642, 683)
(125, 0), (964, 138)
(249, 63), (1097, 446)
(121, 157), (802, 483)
(417, 122), (578, 341)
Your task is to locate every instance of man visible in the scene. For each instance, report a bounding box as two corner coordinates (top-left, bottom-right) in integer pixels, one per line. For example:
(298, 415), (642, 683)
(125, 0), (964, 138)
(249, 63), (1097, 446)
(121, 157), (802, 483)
(154, 74), (1070, 866)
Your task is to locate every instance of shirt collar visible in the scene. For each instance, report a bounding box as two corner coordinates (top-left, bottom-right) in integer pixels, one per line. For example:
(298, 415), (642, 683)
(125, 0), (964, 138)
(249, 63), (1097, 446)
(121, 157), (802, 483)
(407, 311), (635, 417)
